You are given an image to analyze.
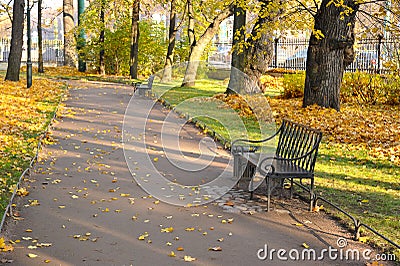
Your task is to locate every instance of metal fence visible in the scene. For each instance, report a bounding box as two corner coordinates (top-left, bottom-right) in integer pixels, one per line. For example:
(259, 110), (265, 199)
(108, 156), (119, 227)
(210, 37), (400, 73)
(0, 38), (64, 65)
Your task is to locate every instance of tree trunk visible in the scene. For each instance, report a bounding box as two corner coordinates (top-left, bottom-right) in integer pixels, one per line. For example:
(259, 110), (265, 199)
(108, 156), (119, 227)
(38, 0), (44, 73)
(130, 0), (140, 79)
(5, 0), (25, 81)
(63, 0), (76, 67)
(161, 0), (177, 82)
(242, 2), (281, 93)
(187, 0), (195, 55)
(226, 5), (246, 95)
(303, 0), (359, 111)
(182, 4), (234, 87)
(99, 0), (105, 75)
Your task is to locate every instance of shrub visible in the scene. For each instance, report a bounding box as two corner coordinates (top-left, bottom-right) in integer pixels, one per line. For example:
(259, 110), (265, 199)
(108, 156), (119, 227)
(280, 72), (305, 99)
(341, 72), (400, 105)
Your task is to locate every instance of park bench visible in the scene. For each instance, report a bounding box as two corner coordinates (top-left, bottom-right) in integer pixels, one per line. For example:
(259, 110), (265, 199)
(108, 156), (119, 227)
(135, 75), (154, 96)
(231, 119), (323, 211)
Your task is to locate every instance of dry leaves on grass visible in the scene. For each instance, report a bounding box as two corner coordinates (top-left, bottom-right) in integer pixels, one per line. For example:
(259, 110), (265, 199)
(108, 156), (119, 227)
(216, 94), (399, 165)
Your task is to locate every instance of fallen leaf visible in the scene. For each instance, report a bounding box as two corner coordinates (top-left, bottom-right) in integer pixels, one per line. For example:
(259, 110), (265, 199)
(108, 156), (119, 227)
(293, 223), (304, 227)
(209, 246), (222, 251)
(168, 251), (176, 257)
(183, 255), (196, 262)
(185, 227), (195, 232)
(2, 245), (13, 252)
(161, 227), (174, 233)
(27, 253), (38, 258)
(302, 243), (310, 249)
(177, 247), (184, 251)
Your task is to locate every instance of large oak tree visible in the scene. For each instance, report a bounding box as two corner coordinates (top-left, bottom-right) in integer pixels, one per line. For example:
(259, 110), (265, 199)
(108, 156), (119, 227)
(303, 0), (359, 111)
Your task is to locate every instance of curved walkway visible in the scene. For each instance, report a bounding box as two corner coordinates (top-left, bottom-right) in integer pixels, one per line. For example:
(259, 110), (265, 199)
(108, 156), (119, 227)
(0, 80), (380, 265)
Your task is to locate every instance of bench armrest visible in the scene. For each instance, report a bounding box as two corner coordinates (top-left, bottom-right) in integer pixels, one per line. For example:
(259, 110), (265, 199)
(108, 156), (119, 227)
(231, 128), (281, 152)
(231, 145), (259, 154)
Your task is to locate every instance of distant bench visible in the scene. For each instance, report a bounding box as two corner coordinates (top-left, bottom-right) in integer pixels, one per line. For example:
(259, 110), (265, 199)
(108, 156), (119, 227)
(134, 75), (154, 96)
(231, 119), (323, 211)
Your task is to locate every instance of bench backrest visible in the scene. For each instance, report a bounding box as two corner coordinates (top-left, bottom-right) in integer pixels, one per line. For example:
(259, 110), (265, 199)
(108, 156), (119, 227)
(276, 119), (322, 172)
(147, 75), (155, 88)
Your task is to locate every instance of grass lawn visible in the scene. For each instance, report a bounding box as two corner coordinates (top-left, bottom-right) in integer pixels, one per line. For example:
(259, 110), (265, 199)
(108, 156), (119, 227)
(0, 74), (65, 220)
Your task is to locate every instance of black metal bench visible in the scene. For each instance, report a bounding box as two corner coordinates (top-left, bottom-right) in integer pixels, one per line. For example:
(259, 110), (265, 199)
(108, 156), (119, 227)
(135, 75), (154, 96)
(231, 119), (323, 211)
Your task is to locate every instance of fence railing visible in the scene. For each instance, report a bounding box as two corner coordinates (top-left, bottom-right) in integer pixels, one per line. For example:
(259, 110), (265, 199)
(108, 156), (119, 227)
(210, 37), (400, 73)
(0, 38), (64, 65)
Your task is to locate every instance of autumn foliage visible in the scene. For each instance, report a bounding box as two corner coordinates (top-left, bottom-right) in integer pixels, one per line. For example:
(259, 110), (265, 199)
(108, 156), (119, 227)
(0, 77), (64, 212)
(216, 94), (400, 166)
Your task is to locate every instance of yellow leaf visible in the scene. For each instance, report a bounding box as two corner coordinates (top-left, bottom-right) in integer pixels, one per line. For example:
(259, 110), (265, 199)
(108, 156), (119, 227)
(293, 223), (304, 227)
(44, 259), (51, 263)
(183, 255), (196, 262)
(168, 251), (176, 257)
(361, 199), (369, 203)
(185, 227), (195, 232)
(0, 237), (5, 249)
(358, 236), (368, 243)
(27, 253), (38, 258)
(302, 243), (310, 249)
(177, 247), (184, 251)
(153, 157), (159, 162)
(161, 227), (174, 233)
(2, 244), (13, 252)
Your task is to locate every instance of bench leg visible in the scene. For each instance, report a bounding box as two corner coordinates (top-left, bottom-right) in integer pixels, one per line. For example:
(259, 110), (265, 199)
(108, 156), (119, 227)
(290, 178), (294, 198)
(266, 176), (271, 211)
(233, 154), (241, 180)
(309, 178), (315, 211)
